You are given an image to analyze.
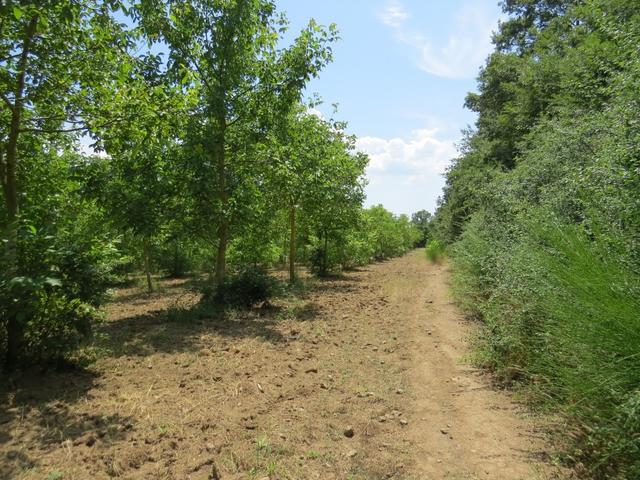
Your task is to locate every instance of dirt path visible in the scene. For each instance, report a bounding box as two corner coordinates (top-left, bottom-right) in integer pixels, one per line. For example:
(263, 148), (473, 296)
(1, 251), (559, 479)
(382, 252), (555, 479)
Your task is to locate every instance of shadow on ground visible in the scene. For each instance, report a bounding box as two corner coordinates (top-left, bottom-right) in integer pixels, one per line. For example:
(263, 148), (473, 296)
(97, 273), (363, 359)
(0, 271), (365, 477)
(0, 368), (134, 478)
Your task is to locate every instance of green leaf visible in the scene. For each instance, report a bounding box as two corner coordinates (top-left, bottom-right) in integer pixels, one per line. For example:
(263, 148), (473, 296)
(43, 277), (63, 287)
(8, 276), (35, 289)
(13, 6), (23, 20)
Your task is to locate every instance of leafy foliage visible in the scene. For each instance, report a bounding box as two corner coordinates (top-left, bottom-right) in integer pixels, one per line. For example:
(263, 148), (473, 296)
(210, 266), (276, 308)
(434, 0), (640, 476)
(0, 1), (420, 369)
(411, 210), (432, 247)
(425, 240), (445, 264)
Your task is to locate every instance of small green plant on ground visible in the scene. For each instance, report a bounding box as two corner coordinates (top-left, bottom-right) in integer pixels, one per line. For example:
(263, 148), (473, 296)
(306, 449), (320, 459)
(425, 239), (445, 263)
(199, 266), (277, 308)
(45, 471), (65, 480)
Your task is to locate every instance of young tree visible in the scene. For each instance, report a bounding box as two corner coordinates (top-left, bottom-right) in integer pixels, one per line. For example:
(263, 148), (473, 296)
(268, 107), (359, 282)
(97, 68), (186, 293)
(0, 1), (130, 366)
(135, 0), (337, 285)
(303, 131), (368, 277)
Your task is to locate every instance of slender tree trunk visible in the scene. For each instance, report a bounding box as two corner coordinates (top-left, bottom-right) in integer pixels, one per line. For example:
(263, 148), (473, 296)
(282, 232), (287, 267)
(3, 16), (38, 368)
(172, 241), (180, 277)
(215, 220), (228, 284)
(143, 237), (153, 293)
(289, 205), (296, 283)
(214, 119), (228, 285)
(4, 96), (22, 371)
(323, 229), (328, 276)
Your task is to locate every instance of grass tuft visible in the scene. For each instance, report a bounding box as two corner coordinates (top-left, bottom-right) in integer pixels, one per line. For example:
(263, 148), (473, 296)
(425, 239), (445, 263)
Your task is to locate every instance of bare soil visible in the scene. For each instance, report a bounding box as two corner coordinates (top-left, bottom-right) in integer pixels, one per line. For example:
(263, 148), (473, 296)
(1, 251), (566, 479)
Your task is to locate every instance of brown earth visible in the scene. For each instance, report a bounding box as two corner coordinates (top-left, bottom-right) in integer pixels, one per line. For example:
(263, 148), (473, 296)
(1, 251), (566, 479)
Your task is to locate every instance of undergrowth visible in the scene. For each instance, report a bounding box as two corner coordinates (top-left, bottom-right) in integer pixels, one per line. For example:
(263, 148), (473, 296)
(451, 213), (640, 479)
(425, 239), (445, 263)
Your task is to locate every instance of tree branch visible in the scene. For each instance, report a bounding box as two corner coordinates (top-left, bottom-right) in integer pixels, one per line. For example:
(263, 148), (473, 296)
(18, 125), (88, 134)
(0, 146), (6, 193)
(0, 92), (15, 113)
(14, 16), (39, 112)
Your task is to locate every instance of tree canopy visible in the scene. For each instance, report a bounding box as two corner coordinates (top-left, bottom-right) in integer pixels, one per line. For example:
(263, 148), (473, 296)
(433, 1), (640, 477)
(0, 1), (420, 371)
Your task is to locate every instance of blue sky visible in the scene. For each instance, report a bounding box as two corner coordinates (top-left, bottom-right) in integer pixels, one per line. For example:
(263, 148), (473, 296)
(278, 0), (504, 215)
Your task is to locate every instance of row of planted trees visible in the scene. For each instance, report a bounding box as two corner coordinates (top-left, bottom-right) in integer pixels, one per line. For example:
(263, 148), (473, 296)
(0, 1), (420, 369)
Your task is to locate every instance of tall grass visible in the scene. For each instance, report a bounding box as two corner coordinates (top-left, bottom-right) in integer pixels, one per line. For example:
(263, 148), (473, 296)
(451, 213), (640, 479)
(532, 223), (640, 477)
(425, 239), (445, 263)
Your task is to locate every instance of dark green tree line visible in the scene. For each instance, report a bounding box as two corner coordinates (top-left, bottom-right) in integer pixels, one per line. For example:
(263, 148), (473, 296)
(433, 1), (640, 477)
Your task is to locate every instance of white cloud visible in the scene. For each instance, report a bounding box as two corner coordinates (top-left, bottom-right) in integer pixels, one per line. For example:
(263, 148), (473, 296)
(378, 0), (409, 28)
(357, 128), (458, 214)
(78, 135), (109, 158)
(306, 107), (325, 119)
(380, 0), (499, 79)
(357, 127), (457, 182)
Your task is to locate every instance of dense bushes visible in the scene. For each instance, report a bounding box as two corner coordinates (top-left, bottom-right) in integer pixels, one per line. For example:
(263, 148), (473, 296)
(434, 1), (640, 477)
(0, 219), (119, 366)
(0, 149), (123, 367)
(452, 212), (640, 478)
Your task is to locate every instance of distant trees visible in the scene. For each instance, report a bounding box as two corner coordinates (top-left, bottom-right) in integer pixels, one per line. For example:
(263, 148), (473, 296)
(411, 210), (432, 247)
(322, 205), (420, 273)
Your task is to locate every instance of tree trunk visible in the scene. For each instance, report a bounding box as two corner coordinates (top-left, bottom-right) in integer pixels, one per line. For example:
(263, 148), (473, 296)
(3, 105), (21, 370)
(213, 118), (228, 285)
(323, 229), (328, 276)
(214, 220), (228, 285)
(172, 241), (180, 277)
(289, 205), (296, 283)
(3, 16), (38, 368)
(282, 232), (287, 267)
(143, 237), (153, 293)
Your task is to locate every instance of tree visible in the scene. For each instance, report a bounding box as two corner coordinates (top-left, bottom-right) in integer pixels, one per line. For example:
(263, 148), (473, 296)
(0, 1), (130, 367)
(495, 0), (572, 54)
(267, 107), (364, 282)
(304, 133), (368, 276)
(411, 209), (432, 247)
(135, 0), (337, 285)
(97, 65), (186, 292)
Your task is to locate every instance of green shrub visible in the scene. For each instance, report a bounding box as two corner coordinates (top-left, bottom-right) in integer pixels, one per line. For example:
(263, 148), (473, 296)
(337, 232), (375, 270)
(451, 211), (640, 478)
(309, 245), (329, 277)
(0, 275), (99, 366)
(425, 239), (445, 263)
(1, 219), (121, 367)
(211, 266), (276, 307)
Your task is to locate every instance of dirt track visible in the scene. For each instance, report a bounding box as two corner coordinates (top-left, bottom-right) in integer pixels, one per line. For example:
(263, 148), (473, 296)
(1, 251), (561, 479)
